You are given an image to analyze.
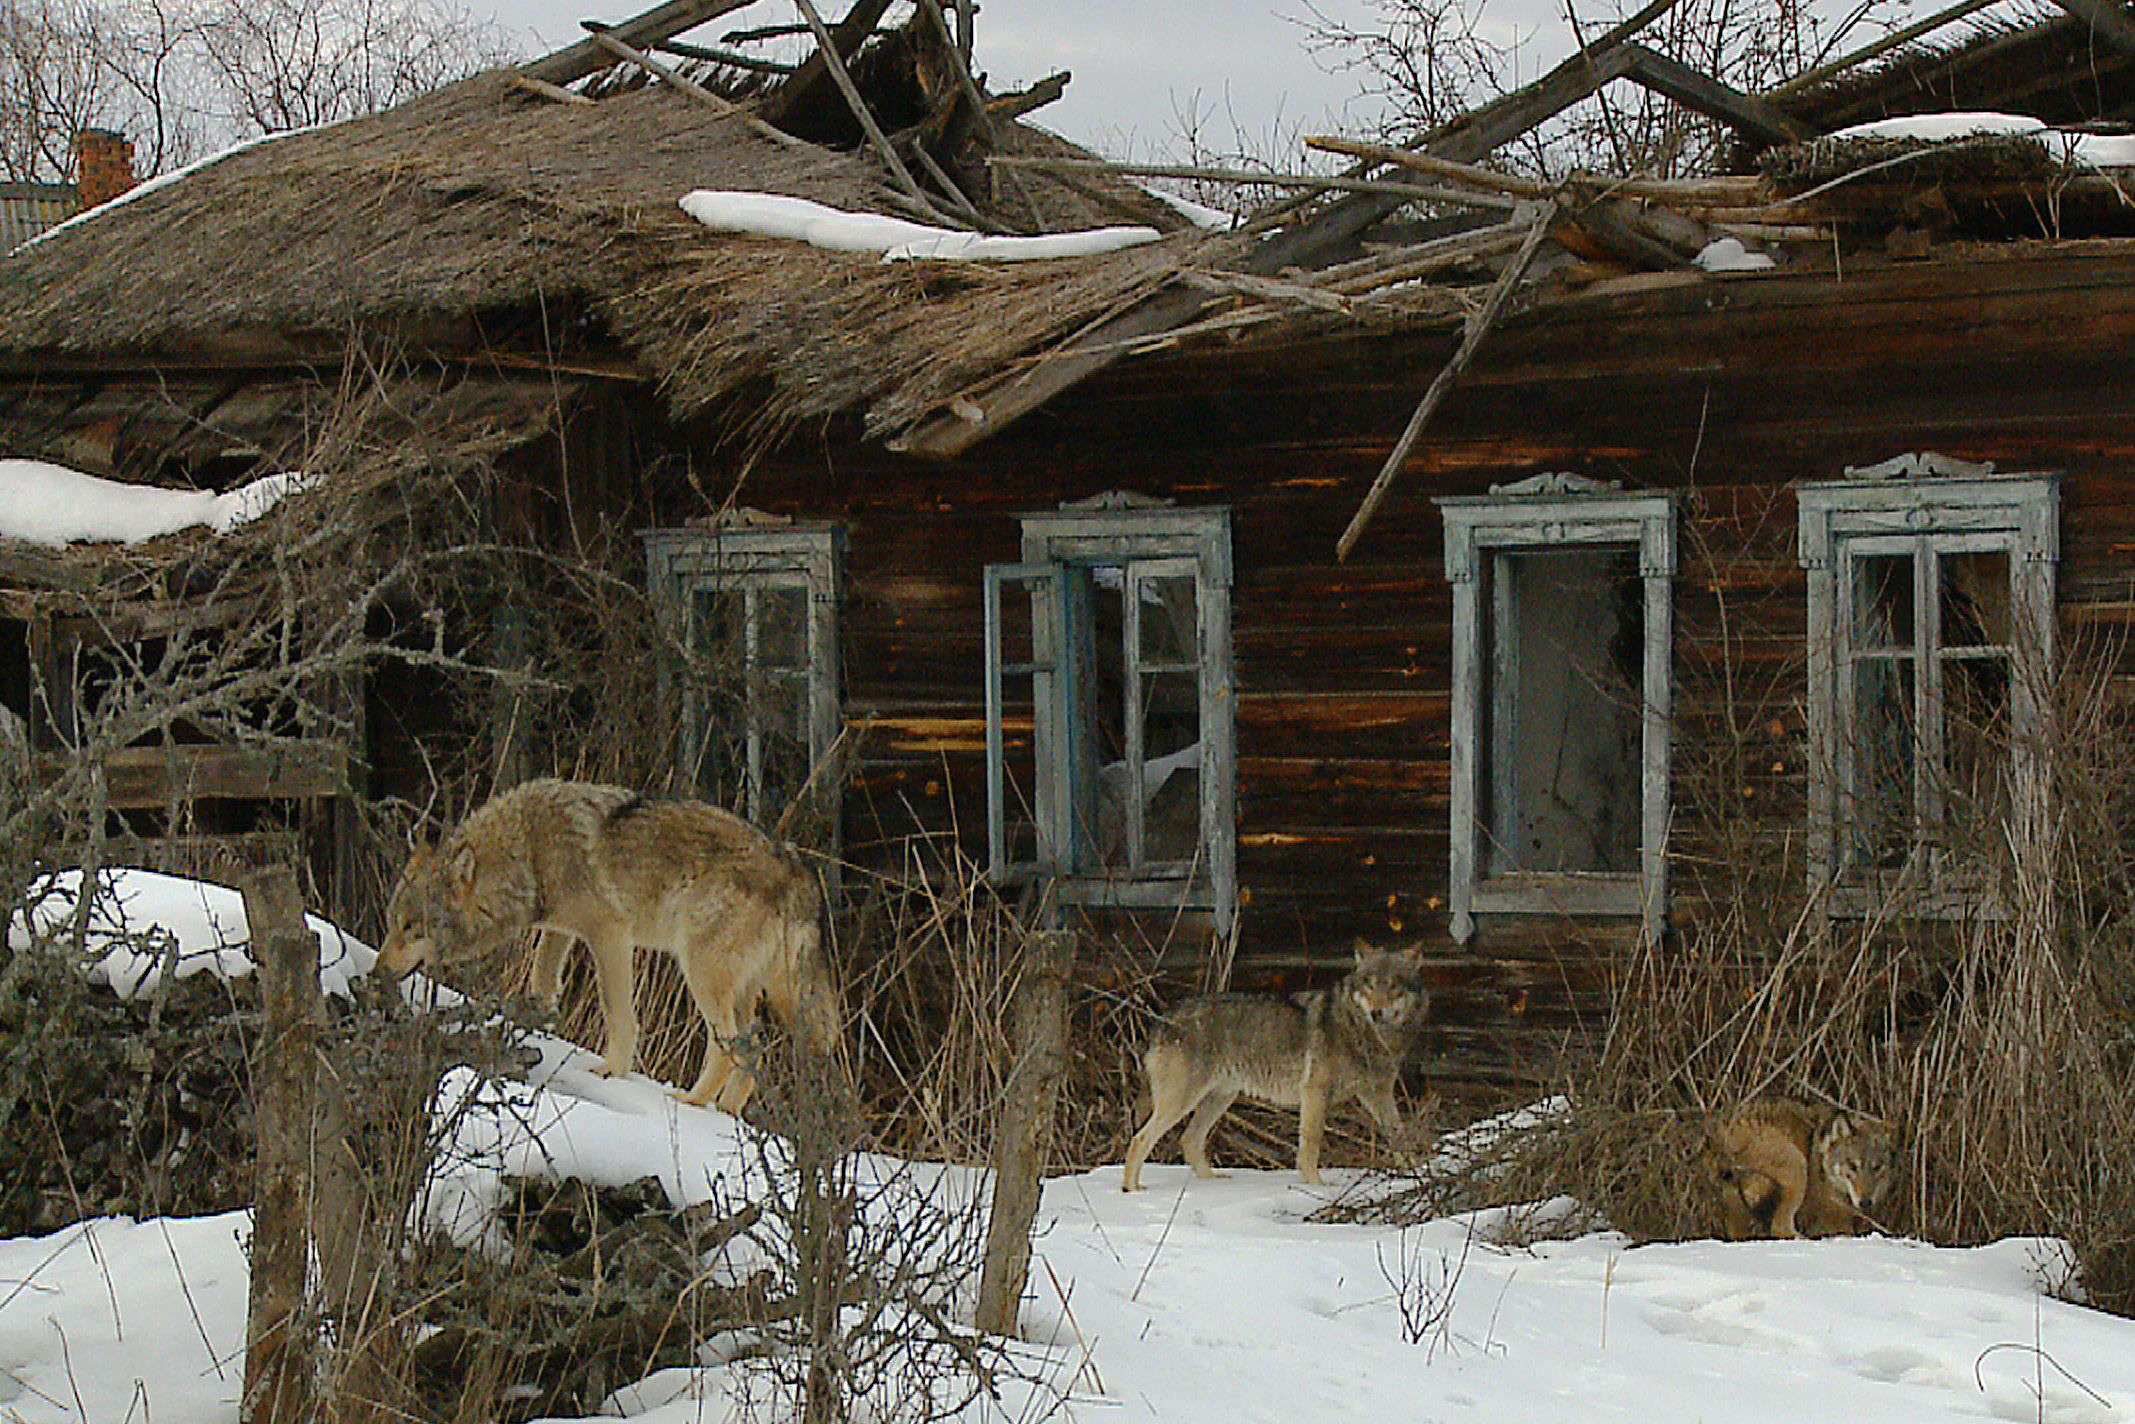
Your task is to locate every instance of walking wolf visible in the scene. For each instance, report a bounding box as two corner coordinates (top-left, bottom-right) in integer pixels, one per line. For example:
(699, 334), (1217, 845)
(378, 778), (840, 1112)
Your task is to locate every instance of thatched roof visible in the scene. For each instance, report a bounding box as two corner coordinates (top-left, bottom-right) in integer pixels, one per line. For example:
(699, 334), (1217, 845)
(1774, 9), (2135, 140)
(0, 69), (1228, 441)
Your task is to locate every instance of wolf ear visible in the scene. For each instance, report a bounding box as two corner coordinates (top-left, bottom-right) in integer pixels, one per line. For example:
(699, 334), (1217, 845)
(448, 842), (478, 893)
(1351, 936), (1376, 962)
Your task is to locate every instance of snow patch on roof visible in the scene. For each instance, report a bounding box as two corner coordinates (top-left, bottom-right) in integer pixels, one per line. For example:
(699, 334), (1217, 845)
(679, 189), (1160, 261)
(0, 459), (313, 547)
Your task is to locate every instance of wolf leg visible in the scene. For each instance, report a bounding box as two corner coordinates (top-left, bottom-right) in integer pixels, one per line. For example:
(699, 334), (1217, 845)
(586, 928), (639, 1079)
(1123, 1049), (1200, 1192)
(677, 964), (750, 1112)
(1296, 1071), (1331, 1185)
(1357, 1086), (1409, 1168)
(529, 928), (573, 1005)
(1180, 1090), (1240, 1178)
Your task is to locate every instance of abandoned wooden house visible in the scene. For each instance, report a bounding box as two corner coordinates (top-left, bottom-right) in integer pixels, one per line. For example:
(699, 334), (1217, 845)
(5, 0), (2135, 1097)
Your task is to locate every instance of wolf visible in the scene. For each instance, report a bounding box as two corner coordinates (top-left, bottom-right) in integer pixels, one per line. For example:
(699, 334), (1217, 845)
(1705, 1097), (1897, 1239)
(1121, 939), (1430, 1191)
(377, 778), (841, 1113)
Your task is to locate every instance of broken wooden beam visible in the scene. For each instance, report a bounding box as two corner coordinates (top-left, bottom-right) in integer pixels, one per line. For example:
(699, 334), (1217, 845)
(588, 29), (817, 153)
(1616, 43), (1815, 145)
(986, 71), (1070, 122)
(1761, 0), (2002, 99)
(787, 0), (961, 226)
(764, 0), (894, 124)
(1304, 135), (1552, 199)
(991, 153), (1522, 210)
(893, 0), (1688, 458)
(1335, 201), (1560, 561)
(522, 0), (756, 87)
(508, 73), (595, 106)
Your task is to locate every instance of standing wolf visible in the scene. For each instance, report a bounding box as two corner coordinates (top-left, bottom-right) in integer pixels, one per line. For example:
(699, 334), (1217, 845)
(378, 778), (841, 1113)
(1122, 939), (1431, 1191)
(1704, 1097), (1897, 1239)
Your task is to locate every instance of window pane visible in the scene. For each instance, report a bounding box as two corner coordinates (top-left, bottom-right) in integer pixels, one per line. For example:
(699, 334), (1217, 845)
(757, 672), (814, 829)
(1101, 669), (1201, 870)
(1940, 550), (2010, 652)
(1939, 650), (2011, 855)
(1853, 552), (1914, 653)
(1496, 548), (1643, 875)
(1846, 656), (1914, 871)
(758, 583), (809, 669)
(1138, 574), (1198, 669)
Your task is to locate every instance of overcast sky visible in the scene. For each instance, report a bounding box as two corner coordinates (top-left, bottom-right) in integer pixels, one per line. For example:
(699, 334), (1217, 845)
(482, 1), (1564, 160)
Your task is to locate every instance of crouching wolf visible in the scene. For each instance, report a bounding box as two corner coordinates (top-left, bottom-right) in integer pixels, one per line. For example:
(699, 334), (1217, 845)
(1704, 1097), (1897, 1239)
(378, 778), (842, 1113)
(1122, 939), (1430, 1191)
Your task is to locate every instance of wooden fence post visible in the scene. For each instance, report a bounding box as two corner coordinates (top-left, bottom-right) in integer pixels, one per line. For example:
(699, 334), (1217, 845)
(976, 929), (1073, 1337)
(241, 866), (385, 1423)
(241, 867), (321, 1424)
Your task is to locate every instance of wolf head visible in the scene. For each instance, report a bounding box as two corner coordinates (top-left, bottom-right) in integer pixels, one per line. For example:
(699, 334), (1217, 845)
(376, 839), (534, 977)
(1343, 938), (1431, 1031)
(1816, 1111), (1898, 1218)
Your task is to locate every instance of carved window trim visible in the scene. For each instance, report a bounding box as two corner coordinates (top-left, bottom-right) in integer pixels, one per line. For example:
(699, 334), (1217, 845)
(984, 495), (1237, 936)
(642, 518), (843, 834)
(1437, 474), (1678, 944)
(1796, 454), (2059, 919)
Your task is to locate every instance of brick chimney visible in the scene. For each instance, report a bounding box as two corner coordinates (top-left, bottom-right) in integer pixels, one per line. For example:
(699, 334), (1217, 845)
(74, 128), (137, 211)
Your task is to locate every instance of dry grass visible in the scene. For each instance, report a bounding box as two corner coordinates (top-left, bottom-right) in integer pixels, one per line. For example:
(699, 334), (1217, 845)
(1344, 626), (2135, 1312)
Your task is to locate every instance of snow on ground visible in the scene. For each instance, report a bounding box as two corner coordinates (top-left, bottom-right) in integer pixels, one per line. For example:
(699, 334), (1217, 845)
(5, 871), (2135, 1423)
(6, 867), (372, 999)
(679, 190), (1160, 261)
(0, 460), (313, 548)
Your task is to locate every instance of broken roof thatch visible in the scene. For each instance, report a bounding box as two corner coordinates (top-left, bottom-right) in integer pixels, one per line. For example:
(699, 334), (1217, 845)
(0, 68), (1224, 442)
(1774, 9), (2135, 141)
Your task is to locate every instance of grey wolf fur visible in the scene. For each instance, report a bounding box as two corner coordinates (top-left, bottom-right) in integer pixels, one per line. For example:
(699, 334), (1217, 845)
(1704, 1097), (1897, 1239)
(378, 778), (841, 1112)
(1122, 939), (1430, 1190)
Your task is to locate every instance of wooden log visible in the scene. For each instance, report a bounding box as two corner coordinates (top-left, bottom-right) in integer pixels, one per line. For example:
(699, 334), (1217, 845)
(788, 0), (960, 227)
(975, 928), (1073, 1336)
(522, 0), (756, 86)
(992, 153), (1522, 211)
(1304, 135), (1552, 199)
(241, 868), (322, 1424)
(985, 71), (1069, 122)
(508, 73), (595, 106)
(587, 30), (817, 155)
(1614, 43), (1814, 145)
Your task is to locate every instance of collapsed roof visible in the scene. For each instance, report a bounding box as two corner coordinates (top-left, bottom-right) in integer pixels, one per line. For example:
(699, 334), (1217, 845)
(2, 0), (2134, 478)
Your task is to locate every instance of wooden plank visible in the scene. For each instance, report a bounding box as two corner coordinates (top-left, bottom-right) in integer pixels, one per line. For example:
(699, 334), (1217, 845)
(41, 740), (351, 808)
(521, 0), (758, 86)
(1616, 43), (1814, 145)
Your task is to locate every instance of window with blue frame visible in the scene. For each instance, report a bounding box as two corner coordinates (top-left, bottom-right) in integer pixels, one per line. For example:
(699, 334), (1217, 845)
(984, 495), (1235, 934)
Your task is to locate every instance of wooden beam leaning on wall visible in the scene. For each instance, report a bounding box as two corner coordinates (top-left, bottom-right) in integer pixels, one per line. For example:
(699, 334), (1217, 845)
(890, 0), (1691, 459)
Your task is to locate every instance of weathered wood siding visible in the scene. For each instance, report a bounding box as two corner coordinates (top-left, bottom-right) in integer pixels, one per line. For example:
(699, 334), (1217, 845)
(685, 246), (2135, 1095)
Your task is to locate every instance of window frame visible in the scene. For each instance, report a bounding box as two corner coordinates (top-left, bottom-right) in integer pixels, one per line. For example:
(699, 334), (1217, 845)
(1796, 453), (2059, 919)
(1437, 474), (1679, 945)
(642, 520), (843, 831)
(984, 497), (1236, 935)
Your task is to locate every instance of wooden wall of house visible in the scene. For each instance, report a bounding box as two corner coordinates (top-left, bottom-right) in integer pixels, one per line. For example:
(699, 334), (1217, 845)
(696, 245), (2135, 1101)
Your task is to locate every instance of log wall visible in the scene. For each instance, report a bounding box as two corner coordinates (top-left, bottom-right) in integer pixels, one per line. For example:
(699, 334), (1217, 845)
(684, 246), (2135, 1096)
